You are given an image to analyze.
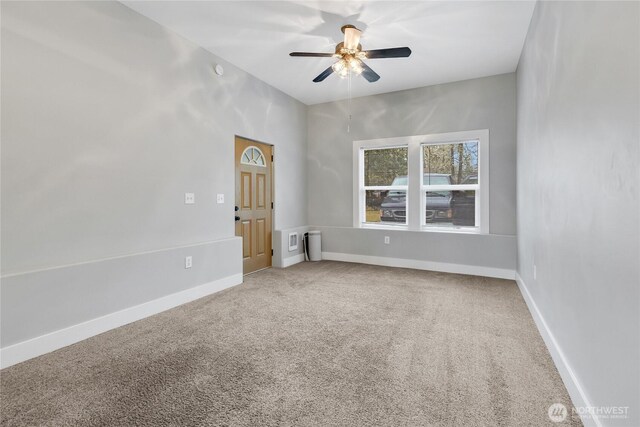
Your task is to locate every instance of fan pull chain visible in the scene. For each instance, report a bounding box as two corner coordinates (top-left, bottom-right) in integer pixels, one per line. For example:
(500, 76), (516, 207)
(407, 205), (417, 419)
(347, 69), (352, 133)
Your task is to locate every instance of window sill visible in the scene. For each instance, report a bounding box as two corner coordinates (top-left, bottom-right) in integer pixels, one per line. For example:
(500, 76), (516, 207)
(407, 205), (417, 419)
(359, 223), (408, 231)
(357, 223), (487, 235)
(420, 226), (484, 235)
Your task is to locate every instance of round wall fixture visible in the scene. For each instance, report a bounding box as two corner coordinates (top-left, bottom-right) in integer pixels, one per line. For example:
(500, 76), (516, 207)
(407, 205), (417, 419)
(214, 64), (224, 76)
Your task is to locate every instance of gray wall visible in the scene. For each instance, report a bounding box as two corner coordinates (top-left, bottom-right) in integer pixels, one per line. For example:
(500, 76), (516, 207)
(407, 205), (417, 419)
(273, 226), (308, 267)
(517, 1), (639, 425)
(307, 74), (517, 270)
(1, 1), (307, 346)
(1, 239), (241, 348)
(317, 226), (515, 271)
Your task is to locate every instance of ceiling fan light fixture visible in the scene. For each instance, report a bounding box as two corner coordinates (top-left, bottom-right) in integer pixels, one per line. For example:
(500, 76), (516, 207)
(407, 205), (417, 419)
(348, 57), (363, 74)
(332, 59), (347, 73)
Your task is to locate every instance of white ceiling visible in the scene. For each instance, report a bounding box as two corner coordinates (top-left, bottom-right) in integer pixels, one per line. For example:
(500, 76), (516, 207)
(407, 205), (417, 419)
(122, 1), (536, 105)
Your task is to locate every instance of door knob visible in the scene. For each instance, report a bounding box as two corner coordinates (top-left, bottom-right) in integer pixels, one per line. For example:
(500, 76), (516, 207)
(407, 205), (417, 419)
(235, 216), (240, 221)
(234, 206), (239, 211)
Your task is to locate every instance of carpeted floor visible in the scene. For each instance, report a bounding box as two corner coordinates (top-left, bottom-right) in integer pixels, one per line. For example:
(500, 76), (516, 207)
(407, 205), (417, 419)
(1, 261), (579, 426)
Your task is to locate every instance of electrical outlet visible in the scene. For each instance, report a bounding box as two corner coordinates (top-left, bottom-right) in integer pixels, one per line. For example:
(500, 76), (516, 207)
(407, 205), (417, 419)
(384, 236), (390, 244)
(533, 264), (537, 280)
(185, 256), (192, 269)
(185, 193), (195, 204)
(216, 193), (224, 204)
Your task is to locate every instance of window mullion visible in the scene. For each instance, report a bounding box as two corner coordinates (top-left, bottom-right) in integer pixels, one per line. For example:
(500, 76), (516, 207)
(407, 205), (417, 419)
(407, 141), (421, 231)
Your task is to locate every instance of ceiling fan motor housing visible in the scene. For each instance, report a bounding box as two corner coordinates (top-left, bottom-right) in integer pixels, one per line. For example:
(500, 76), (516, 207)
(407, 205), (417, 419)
(334, 42), (363, 56)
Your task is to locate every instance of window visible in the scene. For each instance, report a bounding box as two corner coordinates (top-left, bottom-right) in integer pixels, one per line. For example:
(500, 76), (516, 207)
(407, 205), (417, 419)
(240, 146), (266, 167)
(422, 140), (479, 228)
(353, 130), (489, 233)
(361, 147), (408, 225)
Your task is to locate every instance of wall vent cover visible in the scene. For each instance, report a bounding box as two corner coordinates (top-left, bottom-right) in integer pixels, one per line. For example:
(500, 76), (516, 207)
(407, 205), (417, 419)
(288, 232), (298, 251)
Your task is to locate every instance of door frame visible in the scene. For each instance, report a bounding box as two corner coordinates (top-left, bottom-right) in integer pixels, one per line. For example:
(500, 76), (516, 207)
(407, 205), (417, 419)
(235, 135), (274, 274)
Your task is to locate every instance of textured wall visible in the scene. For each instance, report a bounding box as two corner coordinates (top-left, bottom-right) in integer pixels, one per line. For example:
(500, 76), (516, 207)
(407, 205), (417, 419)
(517, 2), (639, 424)
(273, 226), (308, 267)
(1, 1), (307, 346)
(317, 226), (515, 272)
(1, 1), (307, 275)
(307, 74), (517, 270)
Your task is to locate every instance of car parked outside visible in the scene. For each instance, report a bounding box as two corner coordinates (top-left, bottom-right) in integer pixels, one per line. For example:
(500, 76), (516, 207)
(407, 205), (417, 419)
(451, 174), (477, 226)
(380, 174), (452, 223)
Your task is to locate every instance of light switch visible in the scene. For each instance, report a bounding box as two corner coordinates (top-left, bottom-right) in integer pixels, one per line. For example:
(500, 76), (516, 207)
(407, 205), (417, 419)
(217, 194), (224, 204)
(185, 256), (192, 269)
(185, 193), (195, 204)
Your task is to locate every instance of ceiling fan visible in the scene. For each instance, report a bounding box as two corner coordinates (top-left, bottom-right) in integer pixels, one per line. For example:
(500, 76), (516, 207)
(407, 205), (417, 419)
(290, 25), (412, 83)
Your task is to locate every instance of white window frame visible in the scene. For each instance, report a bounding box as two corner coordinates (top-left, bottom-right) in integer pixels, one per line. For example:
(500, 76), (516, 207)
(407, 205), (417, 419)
(357, 145), (409, 227)
(353, 129), (489, 234)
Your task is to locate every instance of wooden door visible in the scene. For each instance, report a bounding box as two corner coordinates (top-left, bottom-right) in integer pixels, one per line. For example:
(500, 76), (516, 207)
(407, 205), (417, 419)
(235, 137), (273, 274)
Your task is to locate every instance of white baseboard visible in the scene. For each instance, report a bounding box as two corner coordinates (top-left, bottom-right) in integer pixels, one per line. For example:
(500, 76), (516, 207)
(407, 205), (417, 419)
(281, 254), (305, 268)
(515, 273), (599, 427)
(0, 273), (243, 370)
(321, 252), (515, 280)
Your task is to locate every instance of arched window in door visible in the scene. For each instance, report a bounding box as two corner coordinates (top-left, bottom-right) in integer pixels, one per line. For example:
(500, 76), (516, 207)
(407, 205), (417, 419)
(240, 146), (266, 167)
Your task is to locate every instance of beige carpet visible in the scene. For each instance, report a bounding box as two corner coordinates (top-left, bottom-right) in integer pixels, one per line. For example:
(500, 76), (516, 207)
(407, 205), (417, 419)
(1, 261), (579, 426)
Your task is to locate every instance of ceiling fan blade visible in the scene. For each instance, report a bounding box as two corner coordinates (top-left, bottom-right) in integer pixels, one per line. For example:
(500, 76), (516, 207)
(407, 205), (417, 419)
(290, 52), (335, 57)
(359, 61), (380, 82)
(362, 47), (412, 59)
(313, 65), (335, 82)
(343, 25), (361, 51)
